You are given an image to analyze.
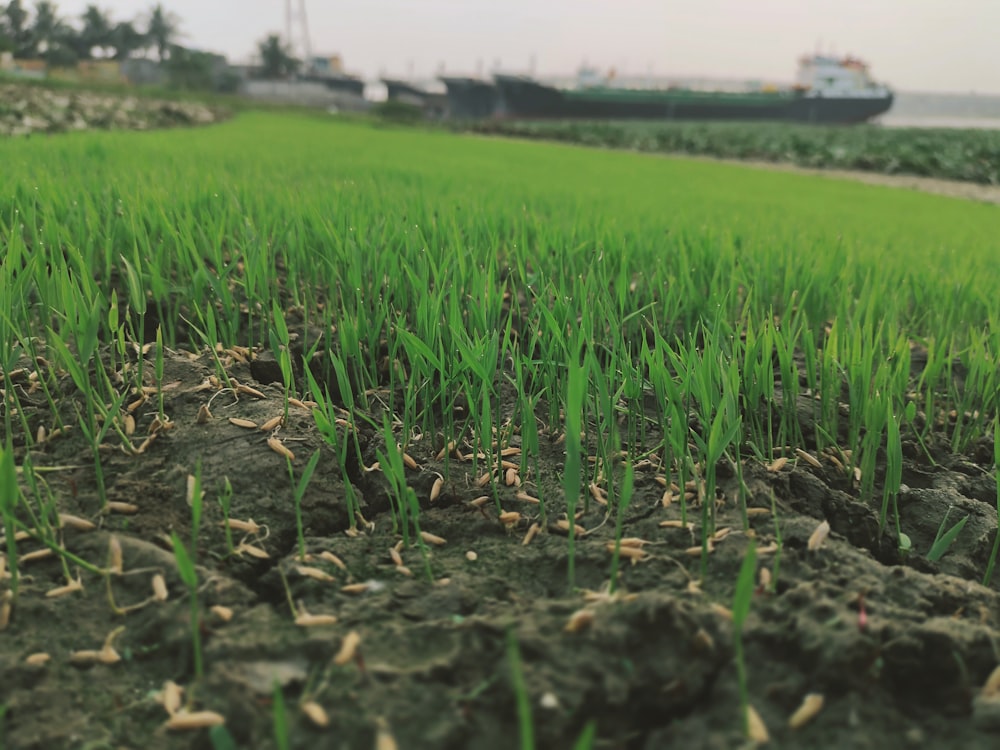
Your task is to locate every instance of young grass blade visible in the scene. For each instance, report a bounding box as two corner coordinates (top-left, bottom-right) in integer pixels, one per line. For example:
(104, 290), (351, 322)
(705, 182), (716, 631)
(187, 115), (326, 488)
(0, 440), (21, 598)
(927, 508), (969, 563)
(506, 628), (535, 750)
(732, 540), (757, 739)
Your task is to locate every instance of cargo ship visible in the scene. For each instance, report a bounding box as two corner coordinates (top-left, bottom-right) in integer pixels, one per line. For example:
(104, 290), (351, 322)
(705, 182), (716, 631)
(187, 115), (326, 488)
(438, 76), (503, 119)
(491, 54), (894, 124)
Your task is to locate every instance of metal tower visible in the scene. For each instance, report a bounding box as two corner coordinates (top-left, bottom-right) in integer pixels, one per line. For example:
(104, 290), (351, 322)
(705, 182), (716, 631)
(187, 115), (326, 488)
(285, 0), (313, 65)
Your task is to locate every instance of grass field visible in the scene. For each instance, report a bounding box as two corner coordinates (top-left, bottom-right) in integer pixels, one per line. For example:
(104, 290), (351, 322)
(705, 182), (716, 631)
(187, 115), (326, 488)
(2, 112), (1000, 749)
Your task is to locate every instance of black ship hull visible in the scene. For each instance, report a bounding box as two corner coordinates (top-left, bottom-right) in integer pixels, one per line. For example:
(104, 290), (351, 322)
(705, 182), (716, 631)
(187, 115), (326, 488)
(438, 77), (503, 119)
(492, 75), (893, 124)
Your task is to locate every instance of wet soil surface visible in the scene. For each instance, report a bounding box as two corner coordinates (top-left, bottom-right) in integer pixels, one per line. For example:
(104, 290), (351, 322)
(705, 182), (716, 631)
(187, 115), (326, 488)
(2, 345), (1000, 749)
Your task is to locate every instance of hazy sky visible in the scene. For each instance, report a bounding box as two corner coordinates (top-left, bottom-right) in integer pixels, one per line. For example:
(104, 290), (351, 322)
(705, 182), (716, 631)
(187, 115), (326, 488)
(53, 1), (1000, 93)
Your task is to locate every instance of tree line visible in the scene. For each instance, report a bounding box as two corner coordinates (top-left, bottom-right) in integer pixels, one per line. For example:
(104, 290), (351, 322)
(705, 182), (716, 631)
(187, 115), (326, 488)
(0, 2), (178, 67)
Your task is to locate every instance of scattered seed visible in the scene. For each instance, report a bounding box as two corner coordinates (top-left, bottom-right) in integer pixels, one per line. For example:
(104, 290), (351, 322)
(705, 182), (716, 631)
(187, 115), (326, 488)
(375, 717), (399, 750)
(659, 519), (688, 529)
(465, 550), (478, 562)
(294, 612), (338, 627)
(210, 605), (234, 623)
(747, 704), (769, 742)
(661, 489), (673, 508)
(711, 603), (733, 620)
(58, 513), (96, 532)
(341, 582), (373, 594)
(756, 542), (780, 555)
(514, 491), (540, 504)
(684, 542), (712, 556)
(228, 417), (257, 429)
(124, 413), (136, 436)
(589, 482), (608, 506)
(500, 447), (521, 457)
(504, 467), (520, 487)
(235, 383), (266, 399)
(318, 551), (347, 570)
(295, 565), (336, 583)
(522, 522), (540, 546)
(758, 567), (772, 589)
(498, 511), (521, 528)
(195, 404), (212, 424)
(21, 548), (54, 564)
(429, 475), (444, 502)
(0, 591), (12, 630)
(475, 472), (492, 488)
(268, 437), (295, 462)
(36, 424), (47, 443)
(159, 680), (184, 716)
(301, 700), (329, 728)
(104, 501), (139, 515)
(260, 415), (283, 432)
(746, 508), (771, 517)
(25, 652), (51, 666)
(691, 628), (714, 652)
(288, 397), (311, 410)
(654, 475), (668, 487)
(420, 531), (447, 546)
(795, 448), (823, 470)
(108, 536), (124, 574)
(152, 574), (169, 601)
(982, 665), (1000, 698)
(389, 547), (404, 566)
(554, 519), (587, 536)
(333, 630), (361, 665)
(564, 608), (595, 633)
(767, 456), (788, 472)
(808, 520), (831, 551)
(402, 452), (418, 470)
(164, 711), (226, 731)
(469, 495), (491, 508)
(788, 693), (824, 729)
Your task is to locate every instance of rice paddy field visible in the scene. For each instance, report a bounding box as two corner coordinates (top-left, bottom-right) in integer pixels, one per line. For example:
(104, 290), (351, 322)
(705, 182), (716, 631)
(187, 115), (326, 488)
(3, 111), (1000, 749)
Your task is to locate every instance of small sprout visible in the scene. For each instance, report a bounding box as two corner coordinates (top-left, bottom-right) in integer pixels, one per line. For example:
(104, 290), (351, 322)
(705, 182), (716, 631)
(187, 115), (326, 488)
(429, 475), (444, 502)
(25, 652), (51, 666)
(228, 417), (257, 429)
(766, 456), (788, 472)
(47, 574), (84, 598)
(747, 704), (769, 742)
(521, 522), (540, 546)
(267, 437), (295, 462)
(234, 542), (270, 559)
(788, 693), (824, 729)
(589, 482), (608, 506)
(210, 605), (234, 622)
(341, 581), (374, 594)
(301, 700), (330, 728)
(152, 574), (169, 601)
(195, 404), (212, 424)
(659, 519), (688, 529)
(260, 415), (283, 432)
(808, 520), (831, 551)
(564, 608), (595, 633)
(420, 531), (446, 546)
(514, 491), (539, 504)
(553, 519), (586, 536)
(333, 630), (362, 665)
(163, 711), (226, 731)
(223, 518), (262, 535)
(691, 628), (714, 652)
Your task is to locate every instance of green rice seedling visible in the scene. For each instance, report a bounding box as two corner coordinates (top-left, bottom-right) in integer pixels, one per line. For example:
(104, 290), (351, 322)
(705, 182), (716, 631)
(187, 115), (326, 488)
(732, 540), (757, 739)
(562, 346), (588, 591)
(289, 450), (322, 562)
(0, 439), (22, 599)
(170, 531), (203, 681)
(272, 681), (290, 750)
(269, 300), (293, 425)
(375, 416), (411, 543)
(217, 477), (236, 555)
(506, 628), (535, 750)
(880, 402), (907, 551)
(154, 325), (167, 425)
(406, 488), (434, 583)
(927, 507), (969, 563)
(208, 725), (238, 750)
(607, 462), (635, 595)
(572, 721), (597, 750)
(984, 419), (1000, 586)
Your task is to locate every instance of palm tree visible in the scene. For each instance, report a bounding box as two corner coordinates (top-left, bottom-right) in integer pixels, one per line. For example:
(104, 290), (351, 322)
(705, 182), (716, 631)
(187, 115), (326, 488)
(31, 1), (76, 65)
(145, 2), (177, 62)
(3, 0), (32, 57)
(77, 4), (111, 58)
(257, 33), (298, 79)
(108, 20), (143, 61)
